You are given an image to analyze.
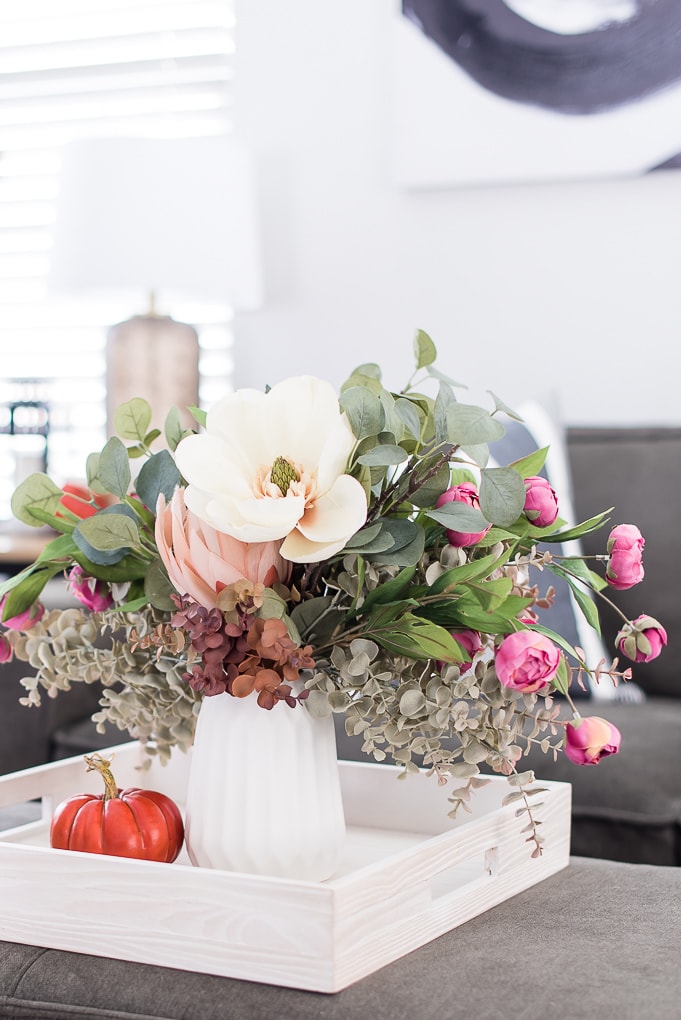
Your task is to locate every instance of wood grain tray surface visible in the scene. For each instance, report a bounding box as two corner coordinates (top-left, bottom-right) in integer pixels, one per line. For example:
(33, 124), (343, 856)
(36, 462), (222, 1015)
(0, 741), (571, 992)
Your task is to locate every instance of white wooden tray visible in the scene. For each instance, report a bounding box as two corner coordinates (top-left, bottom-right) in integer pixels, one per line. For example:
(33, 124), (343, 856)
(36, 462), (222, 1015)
(0, 741), (571, 993)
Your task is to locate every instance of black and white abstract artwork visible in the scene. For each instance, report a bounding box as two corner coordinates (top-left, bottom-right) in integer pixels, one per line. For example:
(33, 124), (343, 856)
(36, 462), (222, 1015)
(393, 0), (681, 187)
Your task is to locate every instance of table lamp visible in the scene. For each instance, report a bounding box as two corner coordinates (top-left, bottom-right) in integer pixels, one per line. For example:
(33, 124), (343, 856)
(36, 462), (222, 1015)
(49, 135), (263, 435)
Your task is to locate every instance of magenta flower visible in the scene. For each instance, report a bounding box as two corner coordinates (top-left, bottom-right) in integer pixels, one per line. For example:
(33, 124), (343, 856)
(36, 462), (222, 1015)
(0, 634), (13, 663)
(523, 476), (559, 528)
(68, 565), (114, 612)
(436, 483), (491, 548)
(0, 596), (44, 632)
(495, 630), (561, 693)
(564, 716), (622, 765)
(616, 615), (667, 663)
(606, 524), (644, 590)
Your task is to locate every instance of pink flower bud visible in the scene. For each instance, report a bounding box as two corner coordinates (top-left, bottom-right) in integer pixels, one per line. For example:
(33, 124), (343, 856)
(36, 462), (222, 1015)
(606, 524), (644, 590)
(564, 716), (621, 765)
(436, 483), (491, 548)
(0, 596), (45, 632)
(495, 630), (561, 693)
(523, 476), (559, 528)
(616, 614), (667, 663)
(68, 565), (114, 612)
(0, 634), (13, 663)
(438, 629), (483, 672)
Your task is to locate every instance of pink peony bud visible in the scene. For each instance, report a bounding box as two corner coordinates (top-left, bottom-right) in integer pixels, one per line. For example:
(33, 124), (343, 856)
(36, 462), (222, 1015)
(606, 524), (644, 590)
(436, 483), (491, 548)
(438, 629), (483, 672)
(0, 634), (13, 663)
(0, 596), (45, 632)
(564, 715), (622, 765)
(523, 476), (559, 528)
(616, 614), (667, 663)
(495, 630), (561, 693)
(68, 565), (114, 612)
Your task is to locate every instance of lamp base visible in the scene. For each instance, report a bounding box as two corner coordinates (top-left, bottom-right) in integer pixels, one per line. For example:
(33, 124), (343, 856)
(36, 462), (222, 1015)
(106, 314), (199, 437)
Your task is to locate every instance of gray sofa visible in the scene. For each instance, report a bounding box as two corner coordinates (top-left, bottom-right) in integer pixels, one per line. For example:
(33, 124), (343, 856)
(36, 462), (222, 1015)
(2, 426), (681, 867)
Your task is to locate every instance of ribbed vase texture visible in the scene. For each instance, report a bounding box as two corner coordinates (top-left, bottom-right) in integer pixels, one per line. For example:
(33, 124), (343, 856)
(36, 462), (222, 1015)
(184, 691), (346, 881)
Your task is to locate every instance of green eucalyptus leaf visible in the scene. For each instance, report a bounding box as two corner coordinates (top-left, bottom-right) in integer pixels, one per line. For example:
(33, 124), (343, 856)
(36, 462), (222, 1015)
(413, 329), (437, 369)
(76, 510), (140, 553)
(487, 391), (524, 422)
(343, 522), (395, 555)
(135, 450), (182, 513)
(410, 460), (452, 509)
(446, 404), (505, 446)
(459, 444), (490, 468)
(10, 473), (64, 527)
(479, 466), (526, 528)
(394, 398), (421, 440)
(144, 428), (162, 446)
(164, 405), (189, 452)
(434, 381), (456, 445)
(144, 557), (177, 611)
(114, 398), (152, 442)
(506, 446), (549, 479)
(97, 437), (132, 498)
(426, 501), (489, 531)
(189, 405), (207, 428)
(357, 444), (408, 467)
(340, 386), (385, 440)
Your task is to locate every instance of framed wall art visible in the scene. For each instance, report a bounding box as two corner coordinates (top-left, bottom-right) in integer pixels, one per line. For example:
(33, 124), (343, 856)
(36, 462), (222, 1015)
(392, 0), (681, 188)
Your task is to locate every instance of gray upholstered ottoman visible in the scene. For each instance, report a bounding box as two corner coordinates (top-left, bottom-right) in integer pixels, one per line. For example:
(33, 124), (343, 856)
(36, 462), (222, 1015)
(0, 857), (678, 1020)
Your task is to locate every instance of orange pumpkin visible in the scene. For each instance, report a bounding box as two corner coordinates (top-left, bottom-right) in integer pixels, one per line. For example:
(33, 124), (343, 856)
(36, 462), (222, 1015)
(50, 754), (184, 863)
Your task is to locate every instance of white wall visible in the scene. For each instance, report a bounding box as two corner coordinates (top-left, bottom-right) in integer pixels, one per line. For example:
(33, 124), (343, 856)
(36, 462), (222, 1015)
(233, 0), (681, 425)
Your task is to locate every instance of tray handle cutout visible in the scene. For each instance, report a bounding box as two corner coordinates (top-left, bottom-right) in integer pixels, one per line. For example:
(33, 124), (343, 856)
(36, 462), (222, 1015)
(430, 846), (498, 902)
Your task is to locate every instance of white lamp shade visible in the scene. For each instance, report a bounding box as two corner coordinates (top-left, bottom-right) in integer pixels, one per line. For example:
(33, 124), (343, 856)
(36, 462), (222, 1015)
(49, 135), (263, 311)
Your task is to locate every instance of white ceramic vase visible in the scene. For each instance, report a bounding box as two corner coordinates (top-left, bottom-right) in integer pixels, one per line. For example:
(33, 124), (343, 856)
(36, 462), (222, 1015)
(184, 690), (346, 882)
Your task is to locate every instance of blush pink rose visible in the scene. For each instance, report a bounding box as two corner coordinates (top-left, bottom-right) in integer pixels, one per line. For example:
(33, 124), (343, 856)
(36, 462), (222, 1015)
(0, 596), (44, 632)
(564, 716), (622, 765)
(436, 483), (491, 548)
(616, 614), (667, 663)
(156, 488), (290, 609)
(68, 565), (114, 612)
(523, 476), (559, 528)
(606, 524), (644, 590)
(495, 630), (561, 693)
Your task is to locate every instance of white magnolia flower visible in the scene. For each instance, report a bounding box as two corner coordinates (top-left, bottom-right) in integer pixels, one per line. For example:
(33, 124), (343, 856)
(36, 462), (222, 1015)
(174, 376), (367, 563)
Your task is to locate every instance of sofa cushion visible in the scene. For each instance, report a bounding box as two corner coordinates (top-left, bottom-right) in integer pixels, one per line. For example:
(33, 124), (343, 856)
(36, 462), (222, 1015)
(567, 426), (681, 699)
(518, 697), (681, 866)
(0, 858), (679, 1019)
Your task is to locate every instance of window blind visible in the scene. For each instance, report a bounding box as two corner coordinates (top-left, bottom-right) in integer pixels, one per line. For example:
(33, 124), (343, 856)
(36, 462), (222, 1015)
(0, 0), (235, 517)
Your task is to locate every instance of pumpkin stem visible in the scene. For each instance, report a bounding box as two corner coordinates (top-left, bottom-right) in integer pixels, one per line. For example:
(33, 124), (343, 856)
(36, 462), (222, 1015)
(85, 753), (119, 802)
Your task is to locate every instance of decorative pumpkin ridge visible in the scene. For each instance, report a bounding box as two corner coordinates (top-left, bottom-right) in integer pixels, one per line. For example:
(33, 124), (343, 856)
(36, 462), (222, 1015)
(50, 754), (185, 863)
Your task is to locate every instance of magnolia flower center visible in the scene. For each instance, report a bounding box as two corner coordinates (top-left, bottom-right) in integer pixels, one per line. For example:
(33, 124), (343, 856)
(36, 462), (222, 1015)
(256, 458), (318, 506)
(270, 456), (300, 496)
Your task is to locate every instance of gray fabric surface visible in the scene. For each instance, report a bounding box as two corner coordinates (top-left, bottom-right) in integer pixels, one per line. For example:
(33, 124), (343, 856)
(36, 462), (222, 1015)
(568, 427), (681, 699)
(0, 858), (678, 1020)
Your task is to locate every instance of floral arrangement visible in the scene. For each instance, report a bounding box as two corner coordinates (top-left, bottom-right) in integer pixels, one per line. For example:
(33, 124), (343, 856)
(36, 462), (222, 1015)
(0, 332), (665, 853)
